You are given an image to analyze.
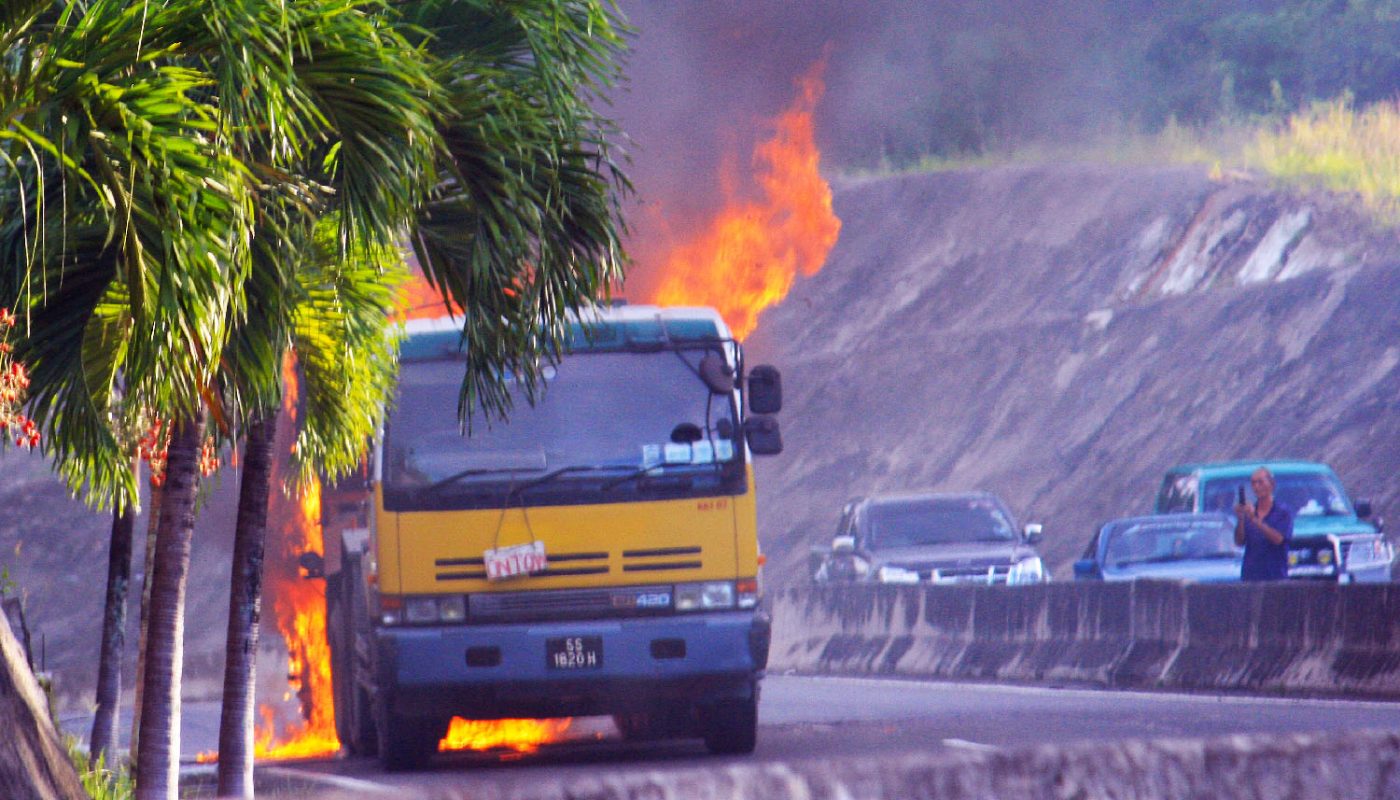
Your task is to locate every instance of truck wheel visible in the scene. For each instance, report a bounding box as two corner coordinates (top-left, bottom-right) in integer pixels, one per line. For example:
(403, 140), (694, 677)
(613, 709), (692, 742)
(701, 695), (757, 755)
(349, 685), (378, 757)
(377, 711), (440, 772)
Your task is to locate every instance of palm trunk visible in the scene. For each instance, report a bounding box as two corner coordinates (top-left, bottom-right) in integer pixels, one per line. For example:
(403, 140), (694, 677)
(89, 487), (137, 766)
(134, 412), (206, 800)
(129, 482), (163, 765)
(215, 411), (278, 798)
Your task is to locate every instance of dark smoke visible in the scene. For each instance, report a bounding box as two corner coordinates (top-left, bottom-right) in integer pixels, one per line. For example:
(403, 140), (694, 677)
(611, 0), (1400, 292)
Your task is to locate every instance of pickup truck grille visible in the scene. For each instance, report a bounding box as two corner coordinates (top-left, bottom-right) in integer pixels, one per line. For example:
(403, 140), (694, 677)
(1341, 537), (1391, 568)
(925, 565), (1012, 585)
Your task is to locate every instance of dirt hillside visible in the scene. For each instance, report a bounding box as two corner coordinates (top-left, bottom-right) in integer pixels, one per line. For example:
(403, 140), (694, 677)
(745, 164), (1400, 583)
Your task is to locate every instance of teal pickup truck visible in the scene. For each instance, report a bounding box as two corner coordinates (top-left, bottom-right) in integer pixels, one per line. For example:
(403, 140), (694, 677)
(1154, 460), (1392, 583)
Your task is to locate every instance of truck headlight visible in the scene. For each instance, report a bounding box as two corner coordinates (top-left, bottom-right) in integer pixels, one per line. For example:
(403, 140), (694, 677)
(676, 581), (735, 611)
(385, 594), (468, 625)
(1317, 549), (1333, 566)
(877, 565), (920, 584)
(404, 597), (439, 624)
(1008, 557), (1045, 585)
(438, 595), (467, 622)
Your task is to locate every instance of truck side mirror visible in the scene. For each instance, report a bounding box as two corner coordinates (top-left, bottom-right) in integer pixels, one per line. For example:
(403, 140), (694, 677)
(744, 415), (782, 455)
(1355, 499), (1373, 519)
(748, 365), (782, 414)
(1023, 523), (1044, 544)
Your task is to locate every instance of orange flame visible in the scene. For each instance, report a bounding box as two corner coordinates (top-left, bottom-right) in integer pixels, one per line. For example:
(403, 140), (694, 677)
(250, 355), (341, 761)
(438, 717), (573, 754)
(649, 61), (841, 339)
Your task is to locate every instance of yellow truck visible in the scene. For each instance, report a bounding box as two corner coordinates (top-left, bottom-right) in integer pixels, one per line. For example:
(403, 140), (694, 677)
(324, 305), (783, 769)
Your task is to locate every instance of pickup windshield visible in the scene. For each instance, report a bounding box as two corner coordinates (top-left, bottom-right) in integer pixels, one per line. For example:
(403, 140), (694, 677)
(1104, 519), (1240, 567)
(382, 349), (744, 511)
(867, 497), (1016, 549)
(1201, 474), (1353, 517)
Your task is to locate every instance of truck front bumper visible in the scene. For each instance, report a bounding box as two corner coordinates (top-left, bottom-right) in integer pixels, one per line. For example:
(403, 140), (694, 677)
(373, 610), (770, 719)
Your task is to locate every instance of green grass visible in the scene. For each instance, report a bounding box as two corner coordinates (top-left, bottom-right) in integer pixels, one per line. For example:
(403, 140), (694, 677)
(836, 96), (1400, 225)
(68, 740), (134, 800)
(1245, 98), (1400, 222)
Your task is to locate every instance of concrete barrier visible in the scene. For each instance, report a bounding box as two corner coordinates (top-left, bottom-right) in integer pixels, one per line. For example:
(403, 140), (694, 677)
(770, 581), (1400, 698)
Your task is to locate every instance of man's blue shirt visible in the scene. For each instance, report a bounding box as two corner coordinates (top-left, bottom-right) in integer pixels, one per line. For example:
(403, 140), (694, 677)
(1240, 501), (1293, 581)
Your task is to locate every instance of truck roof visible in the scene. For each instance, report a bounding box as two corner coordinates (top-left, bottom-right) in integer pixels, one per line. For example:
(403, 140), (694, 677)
(400, 305), (735, 361)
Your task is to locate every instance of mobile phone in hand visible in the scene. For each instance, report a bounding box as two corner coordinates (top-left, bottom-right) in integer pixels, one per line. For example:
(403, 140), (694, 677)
(1237, 485), (1246, 507)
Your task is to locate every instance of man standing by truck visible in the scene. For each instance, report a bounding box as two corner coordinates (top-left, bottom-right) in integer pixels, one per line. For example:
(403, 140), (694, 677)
(1235, 467), (1294, 581)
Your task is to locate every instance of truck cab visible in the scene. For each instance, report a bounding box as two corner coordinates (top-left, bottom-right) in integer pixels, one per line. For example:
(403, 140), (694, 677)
(325, 306), (781, 769)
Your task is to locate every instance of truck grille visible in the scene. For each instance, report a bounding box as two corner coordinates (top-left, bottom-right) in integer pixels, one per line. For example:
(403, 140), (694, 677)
(434, 546), (704, 581)
(435, 550), (609, 581)
(467, 584), (676, 622)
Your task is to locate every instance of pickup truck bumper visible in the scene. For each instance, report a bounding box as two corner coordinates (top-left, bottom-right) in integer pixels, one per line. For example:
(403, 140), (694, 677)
(373, 610), (770, 719)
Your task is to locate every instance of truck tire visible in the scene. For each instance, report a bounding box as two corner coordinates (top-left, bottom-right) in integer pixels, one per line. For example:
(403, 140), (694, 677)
(701, 694), (757, 755)
(335, 554), (379, 756)
(377, 709), (441, 772)
(612, 708), (693, 742)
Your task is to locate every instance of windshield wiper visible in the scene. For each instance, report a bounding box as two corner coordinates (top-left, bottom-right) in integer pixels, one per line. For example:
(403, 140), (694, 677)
(1113, 553), (1236, 567)
(425, 466), (547, 494)
(500, 463), (644, 503)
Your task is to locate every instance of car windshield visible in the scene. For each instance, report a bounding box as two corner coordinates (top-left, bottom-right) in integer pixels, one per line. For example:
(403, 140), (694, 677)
(382, 349), (740, 509)
(866, 497), (1016, 549)
(1201, 473), (1353, 517)
(1104, 519), (1240, 567)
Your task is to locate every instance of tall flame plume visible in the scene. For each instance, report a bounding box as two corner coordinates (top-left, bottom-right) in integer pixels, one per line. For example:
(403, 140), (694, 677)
(253, 354), (340, 760)
(649, 60), (841, 339)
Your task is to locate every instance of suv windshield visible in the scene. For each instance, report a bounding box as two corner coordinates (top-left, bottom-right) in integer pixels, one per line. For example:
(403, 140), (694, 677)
(866, 497), (1016, 549)
(382, 349), (742, 510)
(1201, 473), (1353, 517)
(1104, 519), (1239, 567)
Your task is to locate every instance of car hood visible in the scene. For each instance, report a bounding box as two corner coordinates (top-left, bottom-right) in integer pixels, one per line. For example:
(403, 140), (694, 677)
(1102, 559), (1242, 583)
(872, 541), (1035, 569)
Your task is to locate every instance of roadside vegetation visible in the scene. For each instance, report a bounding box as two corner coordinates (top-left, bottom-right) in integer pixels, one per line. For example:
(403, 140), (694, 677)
(844, 95), (1400, 228)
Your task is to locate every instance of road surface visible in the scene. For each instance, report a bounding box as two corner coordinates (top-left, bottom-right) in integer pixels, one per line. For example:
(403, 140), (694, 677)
(176, 673), (1398, 797)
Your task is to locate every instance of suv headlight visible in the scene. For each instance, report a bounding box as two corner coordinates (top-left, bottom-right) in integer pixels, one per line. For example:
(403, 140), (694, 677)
(877, 565), (920, 584)
(676, 581), (735, 611)
(1008, 556), (1045, 585)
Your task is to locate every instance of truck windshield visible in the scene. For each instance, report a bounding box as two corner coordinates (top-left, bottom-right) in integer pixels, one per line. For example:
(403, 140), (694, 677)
(382, 349), (743, 511)
(1201, 473), (1353, 517)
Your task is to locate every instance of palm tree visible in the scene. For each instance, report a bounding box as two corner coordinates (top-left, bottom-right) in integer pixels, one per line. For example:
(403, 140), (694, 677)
(4, 2), (630, 796)
(210, 2), (631, 790)
(215, 220), (406, 797)
(88, 498), (135, 766)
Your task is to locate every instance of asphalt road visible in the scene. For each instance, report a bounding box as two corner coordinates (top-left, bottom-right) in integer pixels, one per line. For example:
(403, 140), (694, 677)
(204, 673), (1400, 798)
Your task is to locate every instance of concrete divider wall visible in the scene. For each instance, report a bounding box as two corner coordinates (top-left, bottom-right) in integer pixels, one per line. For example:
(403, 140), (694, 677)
(769, 581), (1400, 697)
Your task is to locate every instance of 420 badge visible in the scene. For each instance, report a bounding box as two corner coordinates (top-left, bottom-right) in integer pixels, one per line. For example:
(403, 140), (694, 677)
(484, 540), (548, 580)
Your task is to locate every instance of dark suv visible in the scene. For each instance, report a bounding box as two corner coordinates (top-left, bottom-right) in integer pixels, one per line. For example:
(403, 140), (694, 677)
(811, 492), (1047, 586)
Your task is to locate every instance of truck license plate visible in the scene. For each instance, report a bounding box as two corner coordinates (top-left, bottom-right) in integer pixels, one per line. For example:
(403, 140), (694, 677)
(546, 636), (602, 670)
